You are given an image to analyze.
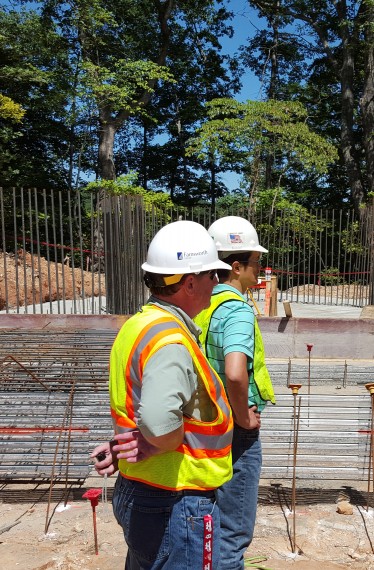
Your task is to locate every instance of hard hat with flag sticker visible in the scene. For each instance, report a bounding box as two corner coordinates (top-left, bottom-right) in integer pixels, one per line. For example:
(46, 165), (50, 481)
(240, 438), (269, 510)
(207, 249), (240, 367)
(208, 216), (268, 257)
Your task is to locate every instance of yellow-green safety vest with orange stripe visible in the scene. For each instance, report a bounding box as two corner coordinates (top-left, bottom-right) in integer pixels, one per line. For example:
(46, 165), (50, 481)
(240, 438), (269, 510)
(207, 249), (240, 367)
(195, 289), (276, 405)
(109, 304), (233, 491)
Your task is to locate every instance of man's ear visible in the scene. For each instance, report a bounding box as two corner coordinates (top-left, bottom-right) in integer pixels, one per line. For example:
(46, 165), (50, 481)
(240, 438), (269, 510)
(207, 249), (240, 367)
(181, 274), (196, 297)
(231, 261), (241, 275)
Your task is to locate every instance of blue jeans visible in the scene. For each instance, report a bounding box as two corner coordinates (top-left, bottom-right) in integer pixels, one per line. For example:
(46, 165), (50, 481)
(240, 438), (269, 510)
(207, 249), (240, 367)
(112, 475), (220, 569)
(216, 427), (262, 570)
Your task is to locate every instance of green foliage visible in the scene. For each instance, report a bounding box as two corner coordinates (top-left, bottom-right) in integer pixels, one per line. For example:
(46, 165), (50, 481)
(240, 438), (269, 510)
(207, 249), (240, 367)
(85, 172), (173, 210)
(341, 221), (366, 255)
(0, 94), (25, 122)
(187, 98), (338, 188)
(319, 267), (342, 286)
(82, 60), (175, 116)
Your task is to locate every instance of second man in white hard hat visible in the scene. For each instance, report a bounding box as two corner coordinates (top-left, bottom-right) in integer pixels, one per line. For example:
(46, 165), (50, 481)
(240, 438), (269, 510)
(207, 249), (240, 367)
(195, 215), (276, 570)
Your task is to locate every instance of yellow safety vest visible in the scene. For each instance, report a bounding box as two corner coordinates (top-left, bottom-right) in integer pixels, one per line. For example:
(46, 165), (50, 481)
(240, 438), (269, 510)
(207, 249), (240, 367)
(195, 290), (276, 405)
(110, 304), (233, 491)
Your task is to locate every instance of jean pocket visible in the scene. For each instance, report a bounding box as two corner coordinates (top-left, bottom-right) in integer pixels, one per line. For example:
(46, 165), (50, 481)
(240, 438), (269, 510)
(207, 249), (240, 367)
(185, 496), (216, 529)
(121, 500), (172, 563)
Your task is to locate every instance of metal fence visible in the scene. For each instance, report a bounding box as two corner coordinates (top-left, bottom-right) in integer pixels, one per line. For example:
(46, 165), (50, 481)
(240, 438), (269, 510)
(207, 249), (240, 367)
(0, 187), (373, 314)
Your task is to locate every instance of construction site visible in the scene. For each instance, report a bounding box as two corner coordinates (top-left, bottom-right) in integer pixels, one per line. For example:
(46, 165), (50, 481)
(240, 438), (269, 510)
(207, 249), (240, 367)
(0, 192), (373, 568)
(0, 302), (373, 570)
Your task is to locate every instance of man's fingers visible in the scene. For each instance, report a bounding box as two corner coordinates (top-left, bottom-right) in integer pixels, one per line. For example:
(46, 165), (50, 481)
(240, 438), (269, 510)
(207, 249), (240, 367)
(118, 446), (139, 459)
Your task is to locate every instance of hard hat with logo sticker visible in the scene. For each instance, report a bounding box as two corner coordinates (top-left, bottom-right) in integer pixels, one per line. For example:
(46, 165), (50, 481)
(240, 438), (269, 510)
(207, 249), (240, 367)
(208, 216), (268, 256)
(142, 220), (231, 276)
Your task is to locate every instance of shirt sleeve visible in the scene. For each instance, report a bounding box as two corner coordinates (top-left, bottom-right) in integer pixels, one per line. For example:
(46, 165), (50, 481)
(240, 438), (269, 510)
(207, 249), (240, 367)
(137, 343), (197, 438)
(221, 301), (255, 361)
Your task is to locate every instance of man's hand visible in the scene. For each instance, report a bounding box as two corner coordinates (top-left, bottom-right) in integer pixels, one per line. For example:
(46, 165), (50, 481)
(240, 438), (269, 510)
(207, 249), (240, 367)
(247, 405), (261, 430)
(90, 441), (118, 477)
(112, 430), (159, 463)
(233, 405), (261, 430)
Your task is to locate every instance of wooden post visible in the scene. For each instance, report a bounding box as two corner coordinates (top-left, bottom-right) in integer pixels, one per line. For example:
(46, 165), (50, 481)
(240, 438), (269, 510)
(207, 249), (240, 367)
(270, 274), (278, 316)
(264, 267), (272, 317)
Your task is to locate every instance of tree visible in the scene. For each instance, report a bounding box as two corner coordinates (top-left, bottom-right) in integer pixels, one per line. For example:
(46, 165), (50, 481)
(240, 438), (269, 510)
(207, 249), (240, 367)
(246, 0), (374, 213)
(186, 97), (338, 210)
(0, 6), (75, 187)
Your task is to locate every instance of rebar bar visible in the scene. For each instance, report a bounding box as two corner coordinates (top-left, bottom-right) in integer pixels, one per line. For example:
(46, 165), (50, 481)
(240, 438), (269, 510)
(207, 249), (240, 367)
(365, 383), (374, 511)
(44, 381), (76, 534)
(288, 383), (302, 553)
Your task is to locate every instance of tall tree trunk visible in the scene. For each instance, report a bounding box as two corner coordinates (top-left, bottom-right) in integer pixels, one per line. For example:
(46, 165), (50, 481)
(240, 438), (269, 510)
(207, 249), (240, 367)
(252, 0), (369, 213)
(95, 0), (174, 181)
(361, 0), (374, 199)
(98, 118), (117, 180)
(339, 10), (365, 214)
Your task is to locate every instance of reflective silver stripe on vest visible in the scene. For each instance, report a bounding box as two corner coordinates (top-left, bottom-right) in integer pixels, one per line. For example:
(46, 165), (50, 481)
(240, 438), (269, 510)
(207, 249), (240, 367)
(127, 317), (231, 450)
(184, 428), (233, 450)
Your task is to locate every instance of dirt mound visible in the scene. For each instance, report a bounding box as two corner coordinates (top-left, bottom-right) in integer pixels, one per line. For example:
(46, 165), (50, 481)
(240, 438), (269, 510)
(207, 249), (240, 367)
(0, 250), (105, 310)
(286, 283), (368, 300)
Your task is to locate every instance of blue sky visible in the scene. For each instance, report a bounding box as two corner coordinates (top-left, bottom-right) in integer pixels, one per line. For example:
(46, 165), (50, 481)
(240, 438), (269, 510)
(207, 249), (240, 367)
(217, 1), (266, 189)
(220, 0), (265, 102)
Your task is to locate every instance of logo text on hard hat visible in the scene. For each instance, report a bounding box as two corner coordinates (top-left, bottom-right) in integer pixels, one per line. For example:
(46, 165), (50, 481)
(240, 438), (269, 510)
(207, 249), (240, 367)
(228, 233), (243, 244)
(177, 250), (208, 260)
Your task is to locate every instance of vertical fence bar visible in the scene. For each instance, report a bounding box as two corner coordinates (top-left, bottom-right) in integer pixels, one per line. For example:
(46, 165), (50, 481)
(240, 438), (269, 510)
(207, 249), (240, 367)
(75, 190), (86, 313)
(356, 209), (364, 307)
(369, 202), (374, 305)
(67, 190), (77, 313)
(42, 189), (53, 314)
(337, 210), (343, 306)
(33, 188), (44, 312)
(50, 190), (61, 314)
(341, 210), (348, 306)
(95, 193), (104, 314)
(19, 189), (27, 312)
(89, 192), (97, 314)
(12, 188), (20, 312)
(0, 188), (9, 312)
(302, 208), (308, 303)
(348, 210), (357, 306)
(331, 209), (335, 305)
(284, 207), (291, 301)
(269, 208), (277, 277)
(59, 190), (67, 313)
(364, 208), (371, 306)
(311, 210), (317, 304)
(27, 189), (37, 312)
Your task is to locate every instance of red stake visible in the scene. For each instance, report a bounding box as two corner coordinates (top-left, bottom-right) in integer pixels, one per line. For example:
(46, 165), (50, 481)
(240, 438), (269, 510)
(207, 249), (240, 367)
(82, 488), (102, 555)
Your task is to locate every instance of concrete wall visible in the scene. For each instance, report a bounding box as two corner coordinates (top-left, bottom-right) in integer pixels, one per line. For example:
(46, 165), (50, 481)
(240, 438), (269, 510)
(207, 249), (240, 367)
(258, 317), (374, 360)
(0, 314), (373, 360)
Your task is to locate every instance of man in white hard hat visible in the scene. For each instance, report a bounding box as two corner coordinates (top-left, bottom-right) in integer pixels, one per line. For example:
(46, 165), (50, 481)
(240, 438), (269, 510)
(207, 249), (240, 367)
(91, 220), (233, 569)
(195, 216), (276, 570)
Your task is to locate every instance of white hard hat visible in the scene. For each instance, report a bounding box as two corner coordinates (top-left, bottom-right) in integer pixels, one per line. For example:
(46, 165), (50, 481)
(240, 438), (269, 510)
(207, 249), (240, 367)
(208, 216), (268, 256)
(142, 220), (232, 275)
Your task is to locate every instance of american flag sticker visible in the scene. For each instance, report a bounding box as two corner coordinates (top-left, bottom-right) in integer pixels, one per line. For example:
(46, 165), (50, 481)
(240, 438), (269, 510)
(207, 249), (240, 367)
(229, 233), (243, 244)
